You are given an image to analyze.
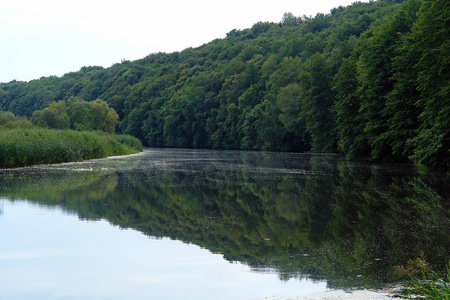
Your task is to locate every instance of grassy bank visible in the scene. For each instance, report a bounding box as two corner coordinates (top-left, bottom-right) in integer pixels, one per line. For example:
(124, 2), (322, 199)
(0, 128), (143, 168)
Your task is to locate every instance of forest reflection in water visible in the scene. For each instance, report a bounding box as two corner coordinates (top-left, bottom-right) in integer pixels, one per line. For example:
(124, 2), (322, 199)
(0, 148), (449, 290)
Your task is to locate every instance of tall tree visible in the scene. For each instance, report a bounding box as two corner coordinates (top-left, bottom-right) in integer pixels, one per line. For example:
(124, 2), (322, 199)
(66, 97), (92, 131)
(300, 54), (337, 153)
(384, 0), (423, 161)
(406, 0), (450, 167)
(31, 107), (70, 129)
(90, 99), (119, 133)
(277, 83), (309, 148)
(333, 57), (370, 158)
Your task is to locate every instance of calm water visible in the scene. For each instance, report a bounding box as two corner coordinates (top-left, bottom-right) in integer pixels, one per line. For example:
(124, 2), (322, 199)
(0, 148), (449, 300)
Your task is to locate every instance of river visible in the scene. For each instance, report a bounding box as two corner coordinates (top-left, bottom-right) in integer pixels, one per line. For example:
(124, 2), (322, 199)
(0, 148), (449, 300)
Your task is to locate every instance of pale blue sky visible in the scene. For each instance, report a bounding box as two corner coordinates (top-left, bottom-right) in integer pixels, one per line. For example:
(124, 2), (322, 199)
(0, 0), (367, 83)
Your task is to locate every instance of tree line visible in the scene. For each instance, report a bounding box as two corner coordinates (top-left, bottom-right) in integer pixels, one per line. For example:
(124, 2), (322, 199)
(0, 0), (448, 167)
(1, 98), (119, 133)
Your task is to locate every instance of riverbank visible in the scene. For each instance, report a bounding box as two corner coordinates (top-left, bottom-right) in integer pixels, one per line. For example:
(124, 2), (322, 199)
(0, 128), (143, 168)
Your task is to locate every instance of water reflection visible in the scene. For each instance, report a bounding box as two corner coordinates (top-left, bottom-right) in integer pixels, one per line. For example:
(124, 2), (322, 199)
(0, 148), (449, 289)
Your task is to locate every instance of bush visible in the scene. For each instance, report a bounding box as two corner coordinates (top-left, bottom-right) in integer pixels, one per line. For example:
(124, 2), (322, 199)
(0, 111), (35, 129)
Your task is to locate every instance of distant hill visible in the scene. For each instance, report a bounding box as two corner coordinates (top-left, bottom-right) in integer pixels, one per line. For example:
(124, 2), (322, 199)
(0, 0), (448, 168)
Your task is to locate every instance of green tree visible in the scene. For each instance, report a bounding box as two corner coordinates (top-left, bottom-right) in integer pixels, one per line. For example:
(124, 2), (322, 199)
(105, 108), (120, 134)
(281, 12), (301, 27)
(90, 99), (119, 133)
(333, 57), (369, 158)
(143, 97), (166, 147)
(406, 0), (450, 167)
(268, 57), (302, 90)
(276, 83), (309, 147)
(0, 88), (6, 110)
(383, 0), (423, 160)
(163, 85), (206, 148)
(356, 2), (418, 161)
(0, 111), (16, 126)
(0, 111), (34, 129)
(66, 97), (92, 130)
(31, 107), (70, 129)
(120, 103), (150, 142)
(300, 54), (337, 153)
(48, 100), (67, 114)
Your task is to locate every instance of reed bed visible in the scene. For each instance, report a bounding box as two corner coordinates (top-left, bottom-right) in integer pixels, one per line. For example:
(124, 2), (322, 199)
(405, 265), (450, 300)
(0, 128), (142, 168)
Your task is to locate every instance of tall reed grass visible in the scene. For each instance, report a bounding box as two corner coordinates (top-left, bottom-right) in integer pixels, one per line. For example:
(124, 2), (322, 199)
(397, 256), (450, 300)
(405, 265), (450, 300)
(0, 128), (142, 168)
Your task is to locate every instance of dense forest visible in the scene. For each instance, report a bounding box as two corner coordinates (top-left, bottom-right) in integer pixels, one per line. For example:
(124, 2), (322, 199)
(0, 0), (448, 167)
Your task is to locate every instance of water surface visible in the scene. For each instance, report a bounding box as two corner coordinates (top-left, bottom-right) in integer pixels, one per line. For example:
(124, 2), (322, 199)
(1, 148), (449, 299)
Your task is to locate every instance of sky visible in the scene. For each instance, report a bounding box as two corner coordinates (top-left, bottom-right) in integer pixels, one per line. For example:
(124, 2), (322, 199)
(0, 0), (366, 83)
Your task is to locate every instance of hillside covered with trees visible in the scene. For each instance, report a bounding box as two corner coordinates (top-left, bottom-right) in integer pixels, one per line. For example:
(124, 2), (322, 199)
(0, 0), (448, 167)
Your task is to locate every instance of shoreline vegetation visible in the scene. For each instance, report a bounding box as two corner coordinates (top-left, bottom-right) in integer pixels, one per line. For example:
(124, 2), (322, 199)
(0, 105), (142, 169)
(0, 128), (143, 169)
(1, 0), (447, 168)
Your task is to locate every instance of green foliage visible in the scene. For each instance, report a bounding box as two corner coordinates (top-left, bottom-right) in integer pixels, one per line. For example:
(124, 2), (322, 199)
(111, 133), (144, 152)
(0, 128), (142, 169)
(383, 0), (422, 160)
(90, 99), (119, 133)
(405, 0), (450, 168)
(277, 84), (303, 133)
(280, 12), (302, 27)
(31, 107), (70, 129)
(66, 96), (91, 130)
(0, 0), (448, 167)
(300, 54), (338, 153)
(0, 102), (136, 169)
(163, 85), (207, 148)
(0, 111), (35, 129)
(333, 57), (370, 158)
(31, 98), (119, 133)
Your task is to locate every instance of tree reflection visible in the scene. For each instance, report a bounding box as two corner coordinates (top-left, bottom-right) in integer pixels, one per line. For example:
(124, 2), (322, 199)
(0, 150), (448, 289)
